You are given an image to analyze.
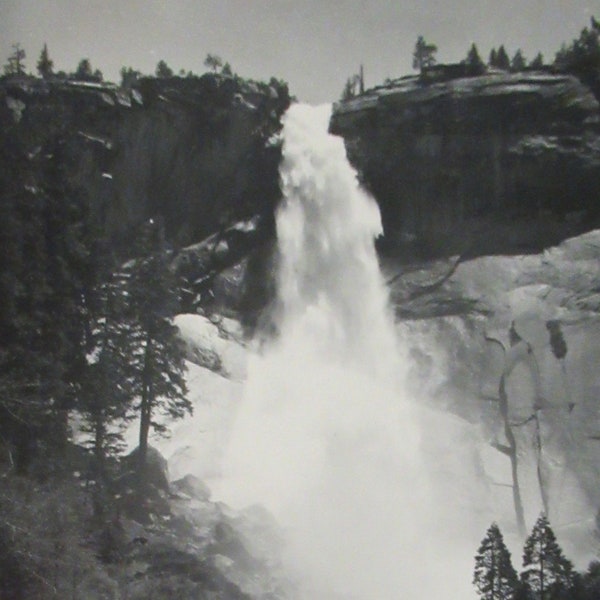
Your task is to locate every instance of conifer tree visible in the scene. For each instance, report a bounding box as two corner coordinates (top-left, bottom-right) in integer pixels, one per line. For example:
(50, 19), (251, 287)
(496, 45), (510, 70)
(120, 66), (140, 89)
(511, 50), (527, 72)
(3, 43), (26, 76)
(530, 52), (544, 70)
(474, 523), (519, 599)
(521, 514), (575, 599)
(36, 43), (53, 78)
(0, 130), (93, 472)
(554, 17), (600, 71)
(553, 16), (600, 98)
(204, 53), (224, 73)
(489, 48), (498, 67)
(581, 561), (600, 599)
(74, 58), (93, 80)
(412, 35), (438, 72)
(79, 270), (135, 500)
(341, 74), (360, 100)
(155, 59), (173, 78)
(127, 220), (190, 484)
(466, 43), (485, 74)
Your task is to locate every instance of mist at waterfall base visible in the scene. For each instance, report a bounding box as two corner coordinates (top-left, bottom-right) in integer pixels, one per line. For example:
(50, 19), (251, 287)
(213, 104), (486, 599)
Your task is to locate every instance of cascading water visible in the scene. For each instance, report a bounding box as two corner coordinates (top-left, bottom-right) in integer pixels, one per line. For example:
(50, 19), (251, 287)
(215, 104), (487, 599)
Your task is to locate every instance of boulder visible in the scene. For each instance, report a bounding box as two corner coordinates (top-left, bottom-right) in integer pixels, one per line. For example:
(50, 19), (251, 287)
(117, 446), (171, 523)
(123, 446), (170, 493)
(172, 474), (212, 502)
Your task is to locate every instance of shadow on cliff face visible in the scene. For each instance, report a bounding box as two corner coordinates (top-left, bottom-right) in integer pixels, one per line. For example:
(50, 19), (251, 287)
(0, 72), (290, 256)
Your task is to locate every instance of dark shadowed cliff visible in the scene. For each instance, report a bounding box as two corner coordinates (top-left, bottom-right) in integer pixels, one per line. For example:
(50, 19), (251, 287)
(0, 74), (289, 252)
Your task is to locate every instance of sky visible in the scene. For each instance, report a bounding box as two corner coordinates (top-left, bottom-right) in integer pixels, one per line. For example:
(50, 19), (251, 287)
(1, 0), (598, 103)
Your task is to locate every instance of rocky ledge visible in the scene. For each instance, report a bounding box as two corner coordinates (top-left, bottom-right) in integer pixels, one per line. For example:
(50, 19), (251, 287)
(330, 71), (600, 259)
(0, 73), (290, 252)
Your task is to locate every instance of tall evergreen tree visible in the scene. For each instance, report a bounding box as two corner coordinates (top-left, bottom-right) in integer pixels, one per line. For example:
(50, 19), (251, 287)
(120, 66), (141, 89)
(3, 43), (26, 76)
(553, 16), (600, 98)
(79, 269), (136, 510)
(521, 514), (575, 599)
(466, 43), (485, 74)
(581, 561), (600, 599)
(155, 60), (173, 78)
(36, 43), (53, 78)
(74, 58), (93, 80)
(496, 45), (511, 70)
(0, 126), (93, 472)
(412, 35), (438, 72)
(79, 273), (133, 477)
(127, 220), (190, 484)
(530, 52), (544, 69)
(554, 17), (600, 71)
(204, 53), (223, 73)
(340, 74), (361, 101)
(474, 523), (519, 600)
(511, 50), (527, 72)
(489, 48), (498, 67)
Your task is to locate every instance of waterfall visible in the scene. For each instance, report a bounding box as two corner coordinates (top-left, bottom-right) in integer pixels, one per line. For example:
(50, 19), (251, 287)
(216, 104), (484, 599)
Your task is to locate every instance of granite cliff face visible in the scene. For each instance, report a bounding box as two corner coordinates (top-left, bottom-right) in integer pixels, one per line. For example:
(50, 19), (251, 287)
(330, 71), (600, 258)
(328, 74), (600, 548)
(0, 74), (289, 252)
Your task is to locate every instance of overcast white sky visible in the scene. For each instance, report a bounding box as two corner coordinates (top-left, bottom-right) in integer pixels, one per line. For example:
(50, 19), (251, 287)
(1, 0), (598, 103)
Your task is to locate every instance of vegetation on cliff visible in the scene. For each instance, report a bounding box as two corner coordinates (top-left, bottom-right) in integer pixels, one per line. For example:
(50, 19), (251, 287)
(332, 15), (600, 260)
(340, 15), (599, 100)
(473, 516), (600, 599)
(0, 51), (291, 597)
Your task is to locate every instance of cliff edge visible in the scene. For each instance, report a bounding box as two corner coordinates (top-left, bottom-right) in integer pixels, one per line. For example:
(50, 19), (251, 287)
(330, 71), (600, 258)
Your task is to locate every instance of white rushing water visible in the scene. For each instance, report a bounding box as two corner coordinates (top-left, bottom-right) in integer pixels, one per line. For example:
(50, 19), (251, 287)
(215, 104), (486, 599)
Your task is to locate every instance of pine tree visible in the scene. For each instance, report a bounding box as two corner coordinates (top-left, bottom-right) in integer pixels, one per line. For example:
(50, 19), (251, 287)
(489, 48), (498, 67)
(127, 220), (190, 484)
(497, 45), (510, 70)
(79, 269), (136, 518)
(0, 128), (93, 472)
(155, 59), (173, 78)
(412, 35), (438, 72)
(466, 43), (485, 74)
(3, 43), (26, 76)
(79, 270), (135, 501)
(75, 58), (91, 79)
(521, 514), (575, 599)
(36, 43), (53, 78)
(581, 561), (600, 599)
(340, 75), (360, 101)
(511, 50), (527, 72)
(474, 523), (519, 599)
(555, 17), (600, 70)
(120, 66), (141, 89)
(530, 52), (544, 70)
(204, 53), (224, 73)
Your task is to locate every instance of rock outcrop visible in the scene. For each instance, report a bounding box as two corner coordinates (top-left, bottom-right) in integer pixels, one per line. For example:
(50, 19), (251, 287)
(330, 71), (600, 258)
(0, 74), (289, 252)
